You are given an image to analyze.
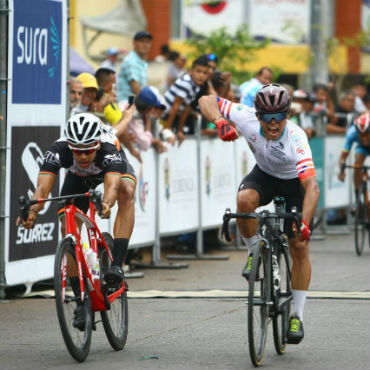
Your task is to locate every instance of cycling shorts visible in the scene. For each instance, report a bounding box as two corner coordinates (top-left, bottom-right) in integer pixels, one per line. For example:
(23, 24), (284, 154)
(238, 165), (309, 238)
(355, 145), (370, 156)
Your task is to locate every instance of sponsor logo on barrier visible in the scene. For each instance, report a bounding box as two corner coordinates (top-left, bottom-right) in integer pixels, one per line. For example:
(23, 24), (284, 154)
(205, 155), (211, 195)
(9, 126), (60, 261)
(164, 157), (170, 200)
(138, 168), (148, 212)
(12, 0), (62, 104)
(241, 150), (248, 176)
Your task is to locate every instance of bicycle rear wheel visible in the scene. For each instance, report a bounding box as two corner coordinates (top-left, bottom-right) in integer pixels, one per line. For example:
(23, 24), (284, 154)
(54, 237), (92, 362)
(354, 191), (367, 256)
(99, 232), (128, 350)
(248, 241), (269, 367)
(272, 244), (292, 355)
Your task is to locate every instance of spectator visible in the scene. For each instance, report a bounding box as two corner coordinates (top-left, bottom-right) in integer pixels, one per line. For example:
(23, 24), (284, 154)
(313, 83), (336, 122)
(291, 90), (317, 139)
(363, 93), (370, 111)
(70, 73), (99, 116)
(163, 56), (210, 142)
(166, 51), (186, 88)
(154, 44), (170, 63)
(68, 76), (83, 112)
(117, 31), (153, 103)
(239, 67), (273, 107)
(124, 86), (168, 155)
(100, 47), (120, 73)
(226, 84), (241, 103)
(95, 68), (123, 126)
(351, 82), (368, 114)
(327, 90), (357, 135)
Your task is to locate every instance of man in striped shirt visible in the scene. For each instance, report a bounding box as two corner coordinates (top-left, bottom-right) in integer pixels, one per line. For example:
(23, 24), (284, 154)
(163, 57), (211, 142)
(199, 84), (320, 345)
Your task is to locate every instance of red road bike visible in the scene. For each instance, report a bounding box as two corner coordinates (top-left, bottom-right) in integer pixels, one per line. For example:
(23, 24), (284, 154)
(19, 190), (128, 362)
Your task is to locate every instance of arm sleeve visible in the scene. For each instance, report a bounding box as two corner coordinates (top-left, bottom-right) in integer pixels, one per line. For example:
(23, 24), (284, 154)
(342, 125), (356, 153)
(293, 130), (316, 180)
(217, 97), (256, 129)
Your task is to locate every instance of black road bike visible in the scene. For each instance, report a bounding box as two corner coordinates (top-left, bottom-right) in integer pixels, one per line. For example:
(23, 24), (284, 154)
(222, 197), (301, 367)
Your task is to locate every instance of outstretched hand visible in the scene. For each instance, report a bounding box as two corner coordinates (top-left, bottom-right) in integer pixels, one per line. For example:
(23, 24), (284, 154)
(215, 119), (238, 141)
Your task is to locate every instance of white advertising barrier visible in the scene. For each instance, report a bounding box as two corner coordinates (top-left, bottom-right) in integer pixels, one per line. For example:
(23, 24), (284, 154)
(158, 140), (199, 234)
(109, 149), (156, 247)
(200, 139), (236, 228)
(324, 136), (351, 208)
(5, 0), (67, 286)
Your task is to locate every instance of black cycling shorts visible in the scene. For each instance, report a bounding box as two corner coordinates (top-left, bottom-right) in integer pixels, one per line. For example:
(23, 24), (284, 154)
(238, 165), (306, 238)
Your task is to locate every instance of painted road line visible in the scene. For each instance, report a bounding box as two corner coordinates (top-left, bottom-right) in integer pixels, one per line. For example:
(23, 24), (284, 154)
(21, 289), (370, 300)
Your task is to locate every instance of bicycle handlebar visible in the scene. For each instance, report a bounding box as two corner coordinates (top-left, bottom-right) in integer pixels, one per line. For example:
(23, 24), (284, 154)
(19, 189), (104, 222)
(221, 208), (302, 242)
(340, 164), (370, 174)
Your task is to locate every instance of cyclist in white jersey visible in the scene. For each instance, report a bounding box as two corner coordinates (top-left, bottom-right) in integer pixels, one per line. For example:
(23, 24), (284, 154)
(199, 84), (320, 345)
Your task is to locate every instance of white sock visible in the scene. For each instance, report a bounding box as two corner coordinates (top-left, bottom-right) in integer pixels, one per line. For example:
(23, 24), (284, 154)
(241, 235), (257, 252)
(291, 290), (307, 321)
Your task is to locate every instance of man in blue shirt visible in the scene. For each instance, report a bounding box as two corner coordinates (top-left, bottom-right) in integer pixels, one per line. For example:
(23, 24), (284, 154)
(239, 67), (273, 107)
(117, 31), (153, 103)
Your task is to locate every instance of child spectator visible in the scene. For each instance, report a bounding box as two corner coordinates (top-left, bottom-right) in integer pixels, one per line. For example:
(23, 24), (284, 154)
(166, 51), (187, 88)
(163, 56), (210, 142)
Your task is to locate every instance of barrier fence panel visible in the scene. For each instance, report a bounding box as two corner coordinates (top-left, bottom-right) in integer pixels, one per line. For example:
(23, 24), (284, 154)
(109, 149), (157, 248)
(5, 0), (67, 287)
(324, 135), (351, 209)
(200, 138), (236, 228)
(158, 139), (199, 234)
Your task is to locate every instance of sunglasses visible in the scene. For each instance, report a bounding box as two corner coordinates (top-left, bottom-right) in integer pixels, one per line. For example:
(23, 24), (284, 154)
(258, 112), (287, 123)
(68, 142), (99, 155)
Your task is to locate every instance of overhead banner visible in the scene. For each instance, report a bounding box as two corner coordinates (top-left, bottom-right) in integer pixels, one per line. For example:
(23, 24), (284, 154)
(5, 0), (67, 286)
(182, 0), (245, 37)
(249, 0), (311, 44)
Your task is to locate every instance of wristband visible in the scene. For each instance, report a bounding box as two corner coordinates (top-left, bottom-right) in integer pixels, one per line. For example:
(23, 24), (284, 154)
(212, 115), (224, 123)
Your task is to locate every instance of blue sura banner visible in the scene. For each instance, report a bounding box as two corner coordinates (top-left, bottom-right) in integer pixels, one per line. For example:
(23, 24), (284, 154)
(12, 0), (62, 104)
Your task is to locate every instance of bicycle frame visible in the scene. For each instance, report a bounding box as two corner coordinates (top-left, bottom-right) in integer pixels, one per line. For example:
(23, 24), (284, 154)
(20, 190), (126, 311)
(63, 200), (125, 312)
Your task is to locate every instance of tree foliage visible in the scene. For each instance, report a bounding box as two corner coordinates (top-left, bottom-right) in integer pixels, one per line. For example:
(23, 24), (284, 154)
(184, 25), (270, 85)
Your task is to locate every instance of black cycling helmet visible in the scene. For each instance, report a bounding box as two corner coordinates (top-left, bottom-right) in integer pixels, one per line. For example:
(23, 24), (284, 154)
(254, 83), (291, 114)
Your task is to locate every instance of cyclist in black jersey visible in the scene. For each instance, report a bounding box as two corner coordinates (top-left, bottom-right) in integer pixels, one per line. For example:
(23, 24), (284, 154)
(18, 113), (134, 287)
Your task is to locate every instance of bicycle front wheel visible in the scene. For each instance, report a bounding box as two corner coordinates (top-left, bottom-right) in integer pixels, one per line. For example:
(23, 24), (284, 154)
(272, 245), (292, 355)
(248, 241), (269, 367)
(354, 191), (367, 256)
(99, 232), (128, 350)
(54, 237), (92, 362)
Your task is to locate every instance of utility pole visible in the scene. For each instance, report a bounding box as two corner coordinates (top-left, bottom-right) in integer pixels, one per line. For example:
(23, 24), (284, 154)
(0, 0), (8, 300)
(309, 0), (333, 87)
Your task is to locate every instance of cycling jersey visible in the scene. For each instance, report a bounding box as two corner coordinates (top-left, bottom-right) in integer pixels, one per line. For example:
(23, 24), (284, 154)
(343, 124), (370, 156)
(40, 138), (126, 177)
(218, 98), (316, 180)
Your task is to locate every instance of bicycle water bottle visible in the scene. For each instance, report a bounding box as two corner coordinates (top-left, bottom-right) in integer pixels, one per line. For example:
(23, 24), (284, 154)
(272, 254), (280, 294)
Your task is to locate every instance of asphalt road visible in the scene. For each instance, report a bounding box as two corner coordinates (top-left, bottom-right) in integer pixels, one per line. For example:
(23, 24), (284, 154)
(1, 232), (369, 370)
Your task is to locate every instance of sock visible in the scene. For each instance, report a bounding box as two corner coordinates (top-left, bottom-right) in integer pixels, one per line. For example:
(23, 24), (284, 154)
(70, 276), (81, 302)
(112, 238), (129, 268)
(241, 235), (257, 252)
(291, 289), (307, 321)
(354, 188), (359, 202)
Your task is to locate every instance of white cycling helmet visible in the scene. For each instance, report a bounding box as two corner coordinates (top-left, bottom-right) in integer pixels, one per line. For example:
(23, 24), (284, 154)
(65, 113), (102, 145)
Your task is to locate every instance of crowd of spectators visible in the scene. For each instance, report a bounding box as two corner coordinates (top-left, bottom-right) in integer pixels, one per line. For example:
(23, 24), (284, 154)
(68, 29), (370, 237)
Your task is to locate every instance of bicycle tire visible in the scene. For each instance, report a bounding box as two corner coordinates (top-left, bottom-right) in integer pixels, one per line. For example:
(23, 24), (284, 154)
(54, 237), (92, 362)
(248, 241), (269, 367)
(354, 191), (366, 256)
(272, 244), (292, 355)
(99, 232), (128, 350)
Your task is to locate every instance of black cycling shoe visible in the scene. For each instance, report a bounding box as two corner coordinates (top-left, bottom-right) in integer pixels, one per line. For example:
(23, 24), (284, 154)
(242, 253), (253, 280)
(104, 266), (124, 286)
(286, 315), (304, 344)
(73, 305), (86, 331)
